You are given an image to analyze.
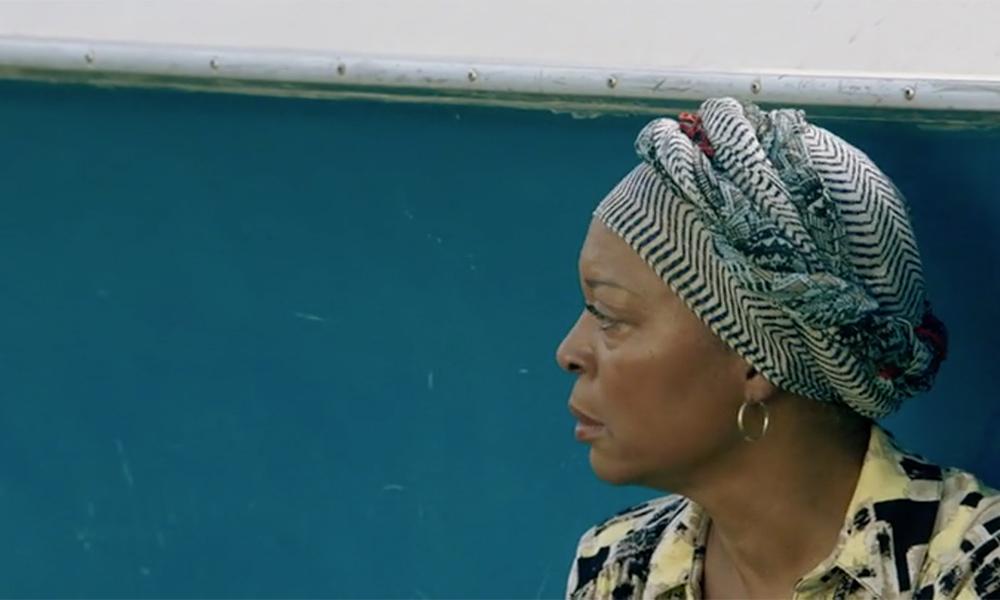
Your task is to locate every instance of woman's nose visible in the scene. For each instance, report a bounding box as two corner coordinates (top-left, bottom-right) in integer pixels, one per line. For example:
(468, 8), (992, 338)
(556, 312), (587, 374)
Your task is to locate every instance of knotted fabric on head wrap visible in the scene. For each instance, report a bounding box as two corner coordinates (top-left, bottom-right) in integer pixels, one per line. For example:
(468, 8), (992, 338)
(595, 97), (948, 419)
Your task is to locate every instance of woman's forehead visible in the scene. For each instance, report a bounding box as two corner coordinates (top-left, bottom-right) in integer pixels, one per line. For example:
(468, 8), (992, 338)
(579, 219), (665, 300)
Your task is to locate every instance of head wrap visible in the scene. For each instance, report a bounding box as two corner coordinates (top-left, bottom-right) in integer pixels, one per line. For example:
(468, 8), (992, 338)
(595, 97), (948, 418)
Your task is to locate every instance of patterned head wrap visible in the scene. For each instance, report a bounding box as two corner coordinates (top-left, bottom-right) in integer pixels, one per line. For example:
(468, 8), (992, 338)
(595, 97), (948, 418)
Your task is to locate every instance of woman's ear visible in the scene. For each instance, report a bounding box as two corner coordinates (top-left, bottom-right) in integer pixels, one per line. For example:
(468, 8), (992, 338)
(745, 366), (779, 402)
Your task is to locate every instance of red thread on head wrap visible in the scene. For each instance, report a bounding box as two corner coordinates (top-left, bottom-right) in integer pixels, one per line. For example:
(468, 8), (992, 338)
(914, 309), (948, 372)
(877, 309), (949, 381)
(678, 112), (717, 158)
(878, 365), (903, 381)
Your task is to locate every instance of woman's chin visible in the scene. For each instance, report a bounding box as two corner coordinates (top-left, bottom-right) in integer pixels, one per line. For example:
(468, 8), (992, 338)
(588, 448), (642, 486)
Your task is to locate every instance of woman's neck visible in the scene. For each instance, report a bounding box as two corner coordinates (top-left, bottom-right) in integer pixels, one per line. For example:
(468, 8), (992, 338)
(679, 402), (871, 598)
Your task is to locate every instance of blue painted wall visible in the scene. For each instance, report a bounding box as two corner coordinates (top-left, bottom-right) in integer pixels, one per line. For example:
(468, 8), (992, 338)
(0, 81), (996, 598)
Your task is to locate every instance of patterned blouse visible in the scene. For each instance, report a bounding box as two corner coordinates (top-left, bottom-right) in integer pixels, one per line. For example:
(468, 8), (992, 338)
(565, 425), (1000, 599)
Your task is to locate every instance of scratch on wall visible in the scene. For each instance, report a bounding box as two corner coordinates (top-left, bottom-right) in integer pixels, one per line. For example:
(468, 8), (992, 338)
(114, 439), (134, 489)
(293, 311), (327, 323)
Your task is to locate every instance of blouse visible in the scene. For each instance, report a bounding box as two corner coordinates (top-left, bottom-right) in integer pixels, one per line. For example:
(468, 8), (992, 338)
(566, 425), (1000, 599)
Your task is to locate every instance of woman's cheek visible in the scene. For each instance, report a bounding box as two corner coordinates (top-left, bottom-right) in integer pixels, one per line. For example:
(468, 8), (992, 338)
(600, 349), (660, 421)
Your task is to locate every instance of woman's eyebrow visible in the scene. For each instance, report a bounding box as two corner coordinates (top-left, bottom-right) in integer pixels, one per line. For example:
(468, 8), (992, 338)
(584, 278), (639, 297)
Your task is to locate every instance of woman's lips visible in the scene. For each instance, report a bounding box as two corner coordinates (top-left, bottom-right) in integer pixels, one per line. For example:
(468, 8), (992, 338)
(569, 404), (606, 442)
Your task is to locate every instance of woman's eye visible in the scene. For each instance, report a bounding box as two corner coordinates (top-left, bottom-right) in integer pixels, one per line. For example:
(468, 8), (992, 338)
(584, 303), (620, 330)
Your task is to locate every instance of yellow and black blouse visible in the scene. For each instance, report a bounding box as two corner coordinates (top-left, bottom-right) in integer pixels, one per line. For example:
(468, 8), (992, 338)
(566, 425), (1000, 599)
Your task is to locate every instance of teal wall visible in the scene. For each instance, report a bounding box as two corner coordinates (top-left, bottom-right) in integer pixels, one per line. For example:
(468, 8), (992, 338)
(0, 81), (996, 598)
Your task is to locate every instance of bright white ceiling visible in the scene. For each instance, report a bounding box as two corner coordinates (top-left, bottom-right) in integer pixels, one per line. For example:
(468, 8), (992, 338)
(1, 0), (997, 79)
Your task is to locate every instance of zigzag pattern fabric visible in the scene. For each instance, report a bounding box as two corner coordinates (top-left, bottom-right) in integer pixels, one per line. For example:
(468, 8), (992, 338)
(594, 97), (947, 418)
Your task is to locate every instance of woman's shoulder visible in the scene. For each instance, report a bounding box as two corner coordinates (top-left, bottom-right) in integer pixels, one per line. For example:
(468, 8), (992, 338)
(574, 494), (689, 551)
(936, 464), (999, 544)
(940, 463), (999, 506)
(566, 494), (692, 598)
(917, 465), (1000, 597)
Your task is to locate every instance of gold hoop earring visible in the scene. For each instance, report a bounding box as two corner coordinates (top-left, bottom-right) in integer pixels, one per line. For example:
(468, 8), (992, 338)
(737, 399), (770, 442)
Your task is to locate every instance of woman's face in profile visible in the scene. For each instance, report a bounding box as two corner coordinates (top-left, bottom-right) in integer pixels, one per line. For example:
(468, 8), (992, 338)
(556, 219), (750, 488)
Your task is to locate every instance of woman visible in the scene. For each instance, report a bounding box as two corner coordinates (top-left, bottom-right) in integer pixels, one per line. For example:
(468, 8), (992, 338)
(556, 98), (999, 599)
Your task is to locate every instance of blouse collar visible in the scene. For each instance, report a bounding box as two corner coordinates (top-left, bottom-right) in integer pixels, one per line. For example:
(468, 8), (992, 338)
(636, 424), (944, 599)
